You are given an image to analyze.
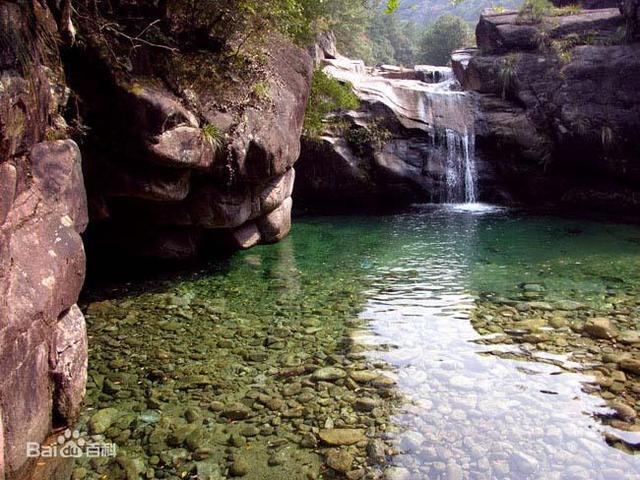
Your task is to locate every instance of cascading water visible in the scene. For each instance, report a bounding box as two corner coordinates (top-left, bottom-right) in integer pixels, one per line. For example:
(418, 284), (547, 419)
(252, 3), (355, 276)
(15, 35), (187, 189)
(322, 59), (480, 205)
(421, 78), (479, 205)
(442, 126), (477, 204)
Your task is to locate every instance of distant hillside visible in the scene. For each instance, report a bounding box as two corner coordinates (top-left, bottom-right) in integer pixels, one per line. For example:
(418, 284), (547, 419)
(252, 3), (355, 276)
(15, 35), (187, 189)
(396, 0), (524, 25)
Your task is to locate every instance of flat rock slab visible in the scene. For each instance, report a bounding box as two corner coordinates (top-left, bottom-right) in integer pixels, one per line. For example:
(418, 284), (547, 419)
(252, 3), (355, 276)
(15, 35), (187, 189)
(318, 429), (366, 446)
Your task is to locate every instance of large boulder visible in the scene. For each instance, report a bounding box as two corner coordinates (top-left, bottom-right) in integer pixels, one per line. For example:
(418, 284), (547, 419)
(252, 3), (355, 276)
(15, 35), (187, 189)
(69, 17), (313, 260)
(476, 9), (624, 53)
(0, 140), (88, 479)
(459, 9), (640, 208)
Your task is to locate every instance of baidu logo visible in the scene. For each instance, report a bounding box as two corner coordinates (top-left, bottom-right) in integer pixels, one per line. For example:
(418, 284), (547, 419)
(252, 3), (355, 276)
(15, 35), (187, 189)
(26, 429), (117, 458)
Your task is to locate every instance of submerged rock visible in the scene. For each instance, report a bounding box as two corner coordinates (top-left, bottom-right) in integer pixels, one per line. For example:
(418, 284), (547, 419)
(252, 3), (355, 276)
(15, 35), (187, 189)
(88, 408), (120, 434)
(583, 318), (618, 340)
(325, 449), (354, 473)
(312, 367), (347, 381)
(319, 429), (366, 446)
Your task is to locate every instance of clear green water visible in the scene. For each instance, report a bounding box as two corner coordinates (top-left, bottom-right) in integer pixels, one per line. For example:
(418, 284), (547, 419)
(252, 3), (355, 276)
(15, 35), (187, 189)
(78, 205), (640, 479)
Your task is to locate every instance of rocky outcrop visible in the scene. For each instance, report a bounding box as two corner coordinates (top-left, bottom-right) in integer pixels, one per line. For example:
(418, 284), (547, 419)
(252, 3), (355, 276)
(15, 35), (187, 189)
(1, 3), (88, 477)
(476, 9), (624, 53)
(295, 46), (503, 208)
(65, 6), (313, 261)
(0, 1), (312, 478)
(456, 9), (640, 209)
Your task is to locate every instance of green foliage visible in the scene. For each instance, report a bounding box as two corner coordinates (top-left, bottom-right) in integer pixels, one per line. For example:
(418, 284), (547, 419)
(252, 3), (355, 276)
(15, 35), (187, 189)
(517, 0), (554, 24)
(252, 81), (271, 102)
(418, 14), (473, 66)
(303, 70), (360, 139)
(385, 0), (402, 14)
(499, 53), (518, 99)
(201, 123), (224, 150)
(517, 0), (582, 24)
(396, 0), (522, 25)
(346, 121), (393, 155)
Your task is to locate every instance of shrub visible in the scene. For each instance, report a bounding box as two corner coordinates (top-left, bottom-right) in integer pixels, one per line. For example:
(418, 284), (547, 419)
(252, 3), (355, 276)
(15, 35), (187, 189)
(303, 70), (360, 139)
(498, 54), (518, 99)
(517, 0), (554, 24)
(252, 81), (271, 102)
(201, 123), (224, 151)
(346, 120), (393, 155)
(517, 0), (582, 24)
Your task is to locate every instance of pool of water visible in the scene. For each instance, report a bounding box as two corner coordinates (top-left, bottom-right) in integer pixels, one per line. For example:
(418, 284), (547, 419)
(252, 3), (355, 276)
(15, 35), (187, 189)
(76, 205), (640, 479)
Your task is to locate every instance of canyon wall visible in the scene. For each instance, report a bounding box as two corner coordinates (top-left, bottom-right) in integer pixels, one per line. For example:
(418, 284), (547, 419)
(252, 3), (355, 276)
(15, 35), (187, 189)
(0, 1), (87, 478)
(0, 1), (312, 478)
(67, 2), (312, 262)
(456, 7), (640, 209)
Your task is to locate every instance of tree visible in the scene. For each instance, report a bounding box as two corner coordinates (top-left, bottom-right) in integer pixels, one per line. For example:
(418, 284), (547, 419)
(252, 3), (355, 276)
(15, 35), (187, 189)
(418, 14), (472, 66)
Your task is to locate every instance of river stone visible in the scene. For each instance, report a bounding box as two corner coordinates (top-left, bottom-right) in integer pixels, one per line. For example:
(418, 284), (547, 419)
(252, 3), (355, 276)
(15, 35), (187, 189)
(516, 318), (546, 332)
(549, 317), (568, 329)
(555, 300), (584, 311)
(168, 424), (198, 447)
(197, 459), (223, 480)
(312, 367), (347, 381)
(527, 301), (554, 311)
(446, 462), (464, 480)
(521, 283), (545, 292)
(367, 439), (386, 463)
(326, 449), (354, 473)
(229, 456), (249, 477)
(620, 358), (640, 375)
(582, 318), (618, 340)
(400, 431), (424, 451)
(510, 451), (539, 474)
(619, 330), (640, 345)
(222, 403), (252, 420)
(319, 429), (365, 446)
(88, 408), (120, 434)
(350, 371), (379, 383)
(354, 397), (379, 412)
(384, 467), (411, 480)
(117, 457), (145, 479)
(610, 402), (637, 420)
(268, 448), (290, 466)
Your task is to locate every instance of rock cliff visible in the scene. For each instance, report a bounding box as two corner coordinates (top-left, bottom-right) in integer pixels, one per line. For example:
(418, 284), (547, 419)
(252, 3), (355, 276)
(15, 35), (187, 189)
(0, 2), (87, 478)
(0, 1), (312, 478)
(295, 39), (498, 208)
(65, 3), (312, 261)
(456, 7), (640, 209)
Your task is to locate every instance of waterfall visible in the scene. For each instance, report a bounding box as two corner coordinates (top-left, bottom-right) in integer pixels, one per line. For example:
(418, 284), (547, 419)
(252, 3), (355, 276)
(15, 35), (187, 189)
(420, 79), (478, 205)
(322, 59), (479, 204)
(443, 127), (477, 204)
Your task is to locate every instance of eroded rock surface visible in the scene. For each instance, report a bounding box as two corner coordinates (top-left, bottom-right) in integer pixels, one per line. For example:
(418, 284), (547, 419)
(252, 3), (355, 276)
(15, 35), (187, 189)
(66, 7), (313, 260)
(457, 8), (640, 209)
(295, 40), (502, 208)
(1, 2), (89, 478)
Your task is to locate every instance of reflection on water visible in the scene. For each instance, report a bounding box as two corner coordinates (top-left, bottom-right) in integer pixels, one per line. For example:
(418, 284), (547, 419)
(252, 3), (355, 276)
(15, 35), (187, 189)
(352, 206), (640, 479)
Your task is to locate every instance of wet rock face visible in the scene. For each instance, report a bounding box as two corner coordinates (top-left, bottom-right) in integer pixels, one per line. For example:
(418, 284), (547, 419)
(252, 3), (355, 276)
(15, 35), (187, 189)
(296, 40), (506, 208)
(459, 9), (640, 209)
